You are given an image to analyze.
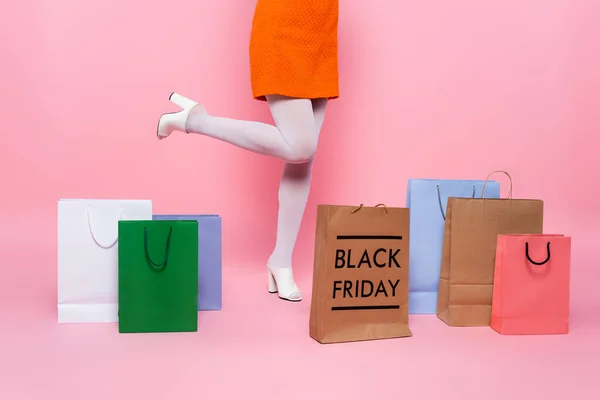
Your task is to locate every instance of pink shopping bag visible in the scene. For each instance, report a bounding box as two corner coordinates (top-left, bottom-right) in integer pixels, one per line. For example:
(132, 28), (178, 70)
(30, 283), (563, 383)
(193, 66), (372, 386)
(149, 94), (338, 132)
(491, 234), (571, 335)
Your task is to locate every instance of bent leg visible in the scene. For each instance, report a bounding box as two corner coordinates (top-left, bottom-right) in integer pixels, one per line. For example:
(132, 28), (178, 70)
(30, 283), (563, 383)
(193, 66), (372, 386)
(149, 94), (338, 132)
(184, 95), (318, 163)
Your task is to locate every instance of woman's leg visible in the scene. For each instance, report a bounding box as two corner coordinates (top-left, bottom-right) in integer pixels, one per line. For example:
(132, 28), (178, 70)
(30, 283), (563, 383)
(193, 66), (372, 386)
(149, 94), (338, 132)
(183, 95), (318, 163)
(161, 94), (326, 300)
(267, 98), (328, 300)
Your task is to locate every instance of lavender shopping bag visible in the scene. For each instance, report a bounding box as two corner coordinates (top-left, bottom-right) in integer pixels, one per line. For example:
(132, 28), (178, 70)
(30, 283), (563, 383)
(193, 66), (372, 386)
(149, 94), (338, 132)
(405, 179), (501, 314)
(153, 214), (222, 310)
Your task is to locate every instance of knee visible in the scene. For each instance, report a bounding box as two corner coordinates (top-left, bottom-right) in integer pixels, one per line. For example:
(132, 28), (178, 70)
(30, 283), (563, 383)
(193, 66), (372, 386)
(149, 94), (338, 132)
(286, 138), (318, 163)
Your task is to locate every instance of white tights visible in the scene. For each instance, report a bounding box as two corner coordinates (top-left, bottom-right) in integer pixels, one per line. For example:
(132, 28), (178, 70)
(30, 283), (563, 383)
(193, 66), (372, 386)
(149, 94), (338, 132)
(185, 95), (328, 272)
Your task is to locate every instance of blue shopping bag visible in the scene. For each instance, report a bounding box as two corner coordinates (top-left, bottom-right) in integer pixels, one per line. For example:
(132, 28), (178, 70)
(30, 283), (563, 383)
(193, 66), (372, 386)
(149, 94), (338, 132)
(405, 179), (501, 314)
(153, 214), (222, 310)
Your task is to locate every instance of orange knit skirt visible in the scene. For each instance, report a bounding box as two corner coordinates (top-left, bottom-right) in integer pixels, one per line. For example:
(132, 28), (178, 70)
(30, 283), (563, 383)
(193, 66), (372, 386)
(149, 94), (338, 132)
(249, 0), (339, 101)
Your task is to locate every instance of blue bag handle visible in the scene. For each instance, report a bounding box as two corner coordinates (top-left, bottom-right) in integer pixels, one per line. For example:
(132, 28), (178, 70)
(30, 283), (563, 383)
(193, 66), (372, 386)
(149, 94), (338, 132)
(436, 185), (475, 220)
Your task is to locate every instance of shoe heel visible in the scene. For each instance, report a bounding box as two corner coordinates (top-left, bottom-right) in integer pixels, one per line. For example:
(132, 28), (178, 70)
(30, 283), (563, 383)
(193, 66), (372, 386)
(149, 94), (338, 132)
(169, 92), (196, 109)
(267, 270), (278, 294)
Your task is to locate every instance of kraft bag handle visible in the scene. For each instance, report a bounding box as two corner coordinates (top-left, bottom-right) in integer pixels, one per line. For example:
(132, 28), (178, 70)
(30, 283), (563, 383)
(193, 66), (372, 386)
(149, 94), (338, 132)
(525, 241), (551, 266)
(86, 206), (124, 249)
(436, 184), (476, 220)
(351, 203), (388, 214)
(144, 226), (173, 272)
(482, 170), (513, 199)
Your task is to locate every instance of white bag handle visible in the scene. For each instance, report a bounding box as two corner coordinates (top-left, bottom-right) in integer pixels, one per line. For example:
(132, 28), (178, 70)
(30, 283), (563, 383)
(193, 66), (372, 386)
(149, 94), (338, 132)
(86, 206), (124, 249)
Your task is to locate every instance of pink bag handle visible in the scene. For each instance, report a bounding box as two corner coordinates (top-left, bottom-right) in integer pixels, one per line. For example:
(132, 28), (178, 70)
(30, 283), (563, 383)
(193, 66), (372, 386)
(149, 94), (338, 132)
(525, 241), (551, 266)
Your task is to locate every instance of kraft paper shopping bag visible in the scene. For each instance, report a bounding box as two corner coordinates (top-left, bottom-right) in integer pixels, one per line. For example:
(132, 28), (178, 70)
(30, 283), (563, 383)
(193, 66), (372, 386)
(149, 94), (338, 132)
(153, 214), (222, 311)
(437, 171), (544, 327)
(57, 199), (152, 323)
(118, 220), (198, 333)
(406, 178), (501, 314)
(491, 234), (571, 335)
(309, 204), (412, 344)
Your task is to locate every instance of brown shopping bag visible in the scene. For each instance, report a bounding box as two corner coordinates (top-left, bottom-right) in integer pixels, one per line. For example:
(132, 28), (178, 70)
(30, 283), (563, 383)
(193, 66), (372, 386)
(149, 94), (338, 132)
(309, 204), (412, 344)
(436, 171), (544, 327)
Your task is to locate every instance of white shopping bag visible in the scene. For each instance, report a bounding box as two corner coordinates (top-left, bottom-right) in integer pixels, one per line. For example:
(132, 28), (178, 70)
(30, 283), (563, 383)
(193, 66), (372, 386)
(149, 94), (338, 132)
(57, 199), (152, 323)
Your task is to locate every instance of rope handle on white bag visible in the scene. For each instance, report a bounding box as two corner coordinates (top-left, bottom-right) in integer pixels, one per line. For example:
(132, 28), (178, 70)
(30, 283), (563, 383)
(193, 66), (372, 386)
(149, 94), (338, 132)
(86, 206), (124, 249)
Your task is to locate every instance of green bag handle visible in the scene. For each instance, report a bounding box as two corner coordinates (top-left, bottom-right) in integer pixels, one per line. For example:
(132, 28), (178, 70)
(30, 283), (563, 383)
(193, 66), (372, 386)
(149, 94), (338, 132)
(143, 226), (173, 272)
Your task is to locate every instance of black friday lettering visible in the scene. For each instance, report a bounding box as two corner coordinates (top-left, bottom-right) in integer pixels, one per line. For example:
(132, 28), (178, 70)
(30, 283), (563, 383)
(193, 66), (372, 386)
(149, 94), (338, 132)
(332, 235), (403, 310)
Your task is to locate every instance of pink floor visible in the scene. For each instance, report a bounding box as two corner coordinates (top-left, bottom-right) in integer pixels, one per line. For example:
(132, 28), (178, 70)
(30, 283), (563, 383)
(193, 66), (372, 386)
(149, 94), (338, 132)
(2, 246), (600, 399)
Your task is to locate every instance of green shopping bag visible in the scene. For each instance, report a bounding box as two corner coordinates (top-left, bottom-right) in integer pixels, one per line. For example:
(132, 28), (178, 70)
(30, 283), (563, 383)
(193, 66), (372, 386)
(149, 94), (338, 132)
(118, 220), (198, 333)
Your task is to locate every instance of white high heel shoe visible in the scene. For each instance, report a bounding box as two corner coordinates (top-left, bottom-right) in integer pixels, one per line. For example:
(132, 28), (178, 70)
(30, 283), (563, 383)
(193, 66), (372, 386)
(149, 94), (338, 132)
(267, 266), (302, 302)
(156, 92), (206, 139)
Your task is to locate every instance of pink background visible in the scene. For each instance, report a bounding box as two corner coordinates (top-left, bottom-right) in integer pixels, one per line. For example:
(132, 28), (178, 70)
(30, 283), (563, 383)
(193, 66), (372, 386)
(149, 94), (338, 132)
(2, 1), (599, 398)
